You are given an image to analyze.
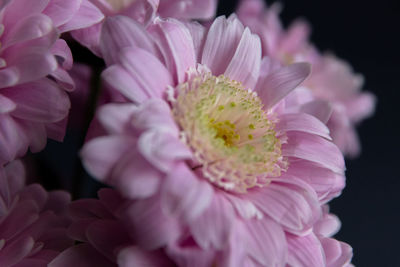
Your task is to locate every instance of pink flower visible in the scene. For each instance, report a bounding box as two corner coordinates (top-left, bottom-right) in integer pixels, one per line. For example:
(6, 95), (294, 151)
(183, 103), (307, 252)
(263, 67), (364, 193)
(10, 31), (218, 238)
(71, 0), (217, 56)
(49, 188), (175, 267)
(0, 160), (72, 266)
(0, 1), (69, 165)
(237, 0), (376, 157)
(81, 15), (346, 265)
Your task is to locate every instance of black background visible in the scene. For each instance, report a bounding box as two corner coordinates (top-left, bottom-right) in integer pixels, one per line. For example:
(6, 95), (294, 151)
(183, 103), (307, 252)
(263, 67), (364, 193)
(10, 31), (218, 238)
(35, 1), (400, 266)
(218, 0), (399, 266)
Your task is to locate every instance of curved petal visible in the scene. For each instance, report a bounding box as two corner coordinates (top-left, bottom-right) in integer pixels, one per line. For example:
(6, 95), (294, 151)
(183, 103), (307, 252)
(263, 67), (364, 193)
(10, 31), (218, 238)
(300, 100), (333, 124)
(283, 132), (345, 174)
(158, 0), (217, 20)
(287, 233), (325, 267)
(224, 27), (261, 89)
(161, 163), (213, 222)
(201, 15), (245, 76)
(320, 237), (353, 267)
(97, 103), (138, 135)
(100, 15), (157, 65)
(0, 95), (16, 113)
(256, 62), (311, 109)
(247, 177), (321, 235)
(148, 18), (196, 84)
(118, 246), (175, 267)
(42, 0), (80, 28)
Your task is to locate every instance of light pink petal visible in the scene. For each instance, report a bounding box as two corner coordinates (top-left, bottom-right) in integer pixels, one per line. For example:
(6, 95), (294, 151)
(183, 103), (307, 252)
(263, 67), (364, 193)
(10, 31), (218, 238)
(0, 115), (29, 165)
(102, 48), (172, 103)
(185, 21), (206, 62)
(118, 246), (175, 267)
(242, 217), (287, 267)
(161, 163), (213, 222)
(276, 112), (332, 140)
(256, 62), (311, 109)
(286, 233), (325, 267)
(48, 243), (115, 267)
(148, 18), (196, 84)
(70, 23), (103, 57)
(100, 15), (157, 65)
(224, 27), (261, 89)
(280, 19), (310, 54)
(97, 103), (138, 135)
(80, 135), (136, 181)
(201, 15), (245, 76)
(320, 238), (353, 267)
(283, 132), (345, 174)
(158, 0), (217, 20)
(314, 212), (341, 238)
(284, 160), (345, 203)
(50, 68), (75, 91)
(42, 0), (80, 28)
(17, 120), (47, 153)
(300, 100), (333, 124)
(131, 99), (178, 133)
(189, 194), (235, 250)
(122, 195), (181, 249)
(1, 0), (48, 27)
(345, 92), (376, 122)
(51, 39), (73, 70)
(2, 79), (69, 123)
(57, 0), (104, 32)
(109, 147), (162, 199)
(0, 95), (16, 113)
(3, 50), (57, 85)
(0, 68), (19, 88)
(248, 177), (320, 234)
(1, 14), (54, 49)
(120, 0), (158, 25)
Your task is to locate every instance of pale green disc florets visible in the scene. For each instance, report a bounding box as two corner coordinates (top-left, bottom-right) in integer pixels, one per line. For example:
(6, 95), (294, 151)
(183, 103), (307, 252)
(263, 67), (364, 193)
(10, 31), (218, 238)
(172, 71), (285, 193)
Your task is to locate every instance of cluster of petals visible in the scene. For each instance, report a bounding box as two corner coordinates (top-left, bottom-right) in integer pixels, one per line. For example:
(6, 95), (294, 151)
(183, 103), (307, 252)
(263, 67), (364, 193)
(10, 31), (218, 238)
(49, 188), (175, 267)
(0, 160), (72, 266)
(0, 0), (103, 165)
(72, 0), (217, 56)
(81, 13), (349, 266)
(237, 0), (376, 157)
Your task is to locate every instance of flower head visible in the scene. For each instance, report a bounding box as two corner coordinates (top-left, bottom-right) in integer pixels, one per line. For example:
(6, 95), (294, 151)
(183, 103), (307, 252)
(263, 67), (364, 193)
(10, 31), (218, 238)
(82, 14), (346, 265)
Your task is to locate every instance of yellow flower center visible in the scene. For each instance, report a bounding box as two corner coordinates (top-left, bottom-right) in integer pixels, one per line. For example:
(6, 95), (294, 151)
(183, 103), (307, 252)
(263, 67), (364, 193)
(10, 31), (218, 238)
(172, 72), (286, 193)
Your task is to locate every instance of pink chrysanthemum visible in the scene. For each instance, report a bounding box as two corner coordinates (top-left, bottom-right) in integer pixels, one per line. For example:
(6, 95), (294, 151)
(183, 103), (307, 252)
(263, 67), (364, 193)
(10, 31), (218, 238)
(81, 15), (346, 266)
(0, 160), (72, 266)
(237, 0), (376, 157)
(71, 0), (217, 56)
(49, 188), (176, 267)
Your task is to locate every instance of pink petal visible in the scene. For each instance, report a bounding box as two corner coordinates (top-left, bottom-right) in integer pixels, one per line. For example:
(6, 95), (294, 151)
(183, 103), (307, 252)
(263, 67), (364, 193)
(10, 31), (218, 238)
(0, 236), (35, 267)
(118, 246), (175, 267)
(18, 120), (47, 153)
(314, 212), (341, 238)
(201, 15), (245, 76)
(48, 243), (115, 267)
(42, 0), (80, 28)
(138, 129), (192, 172)
(185, 21), (206, 62)
(158, 0), (217, 20)
(109, 148), (162, 199)
(276, 112), (332, 140)
(68, 199), (113, 220)
(0, 95), (16, 113)
(122, 195), (181, 249)
(248, 177), (320, 235)
(1, 0), (48, 27)
(70, 23), (102, 57)
(242, 217), (287, 267)
(97, 103), (138, 135)
(100, 15), (157, 65)
(57, 0), (104, 32)
(283, 132), (345, 174)
(2, 79), (70, 123)
(81, 135), (136, 181)
(51, 39), (73, 70)
(166, 239), (216, 267)
(320, 238), (353, 267)
(148, 18), (196, 84)
(45, 117), (68, 142)
(345, 92), (376, 122)
(1, 14), (54, 49)
(0, 68), (19, 88)
(102, 48), (172, 103)
(286, 233), (325, 267)
(300, 100), (333, 124)
(189, 194), (235, 250)
(224, 27), (261, 89)
(0, 115), (29, 165)
(161, 163), (213, 222)
(256, 62), (311, 109)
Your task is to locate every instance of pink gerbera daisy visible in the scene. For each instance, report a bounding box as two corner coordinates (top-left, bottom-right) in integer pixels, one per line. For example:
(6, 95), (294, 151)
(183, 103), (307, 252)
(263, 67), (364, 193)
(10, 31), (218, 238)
(81, 15), (346, 266)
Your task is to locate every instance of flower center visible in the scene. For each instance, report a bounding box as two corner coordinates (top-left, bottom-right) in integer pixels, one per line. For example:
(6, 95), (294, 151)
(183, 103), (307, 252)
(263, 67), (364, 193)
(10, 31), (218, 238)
(172, 72), (285, 193)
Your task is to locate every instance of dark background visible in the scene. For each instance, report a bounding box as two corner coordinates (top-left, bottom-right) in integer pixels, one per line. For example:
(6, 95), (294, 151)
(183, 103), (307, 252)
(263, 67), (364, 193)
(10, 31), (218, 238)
(218, 0), (400, 266)
(34, 0), (400, 266)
